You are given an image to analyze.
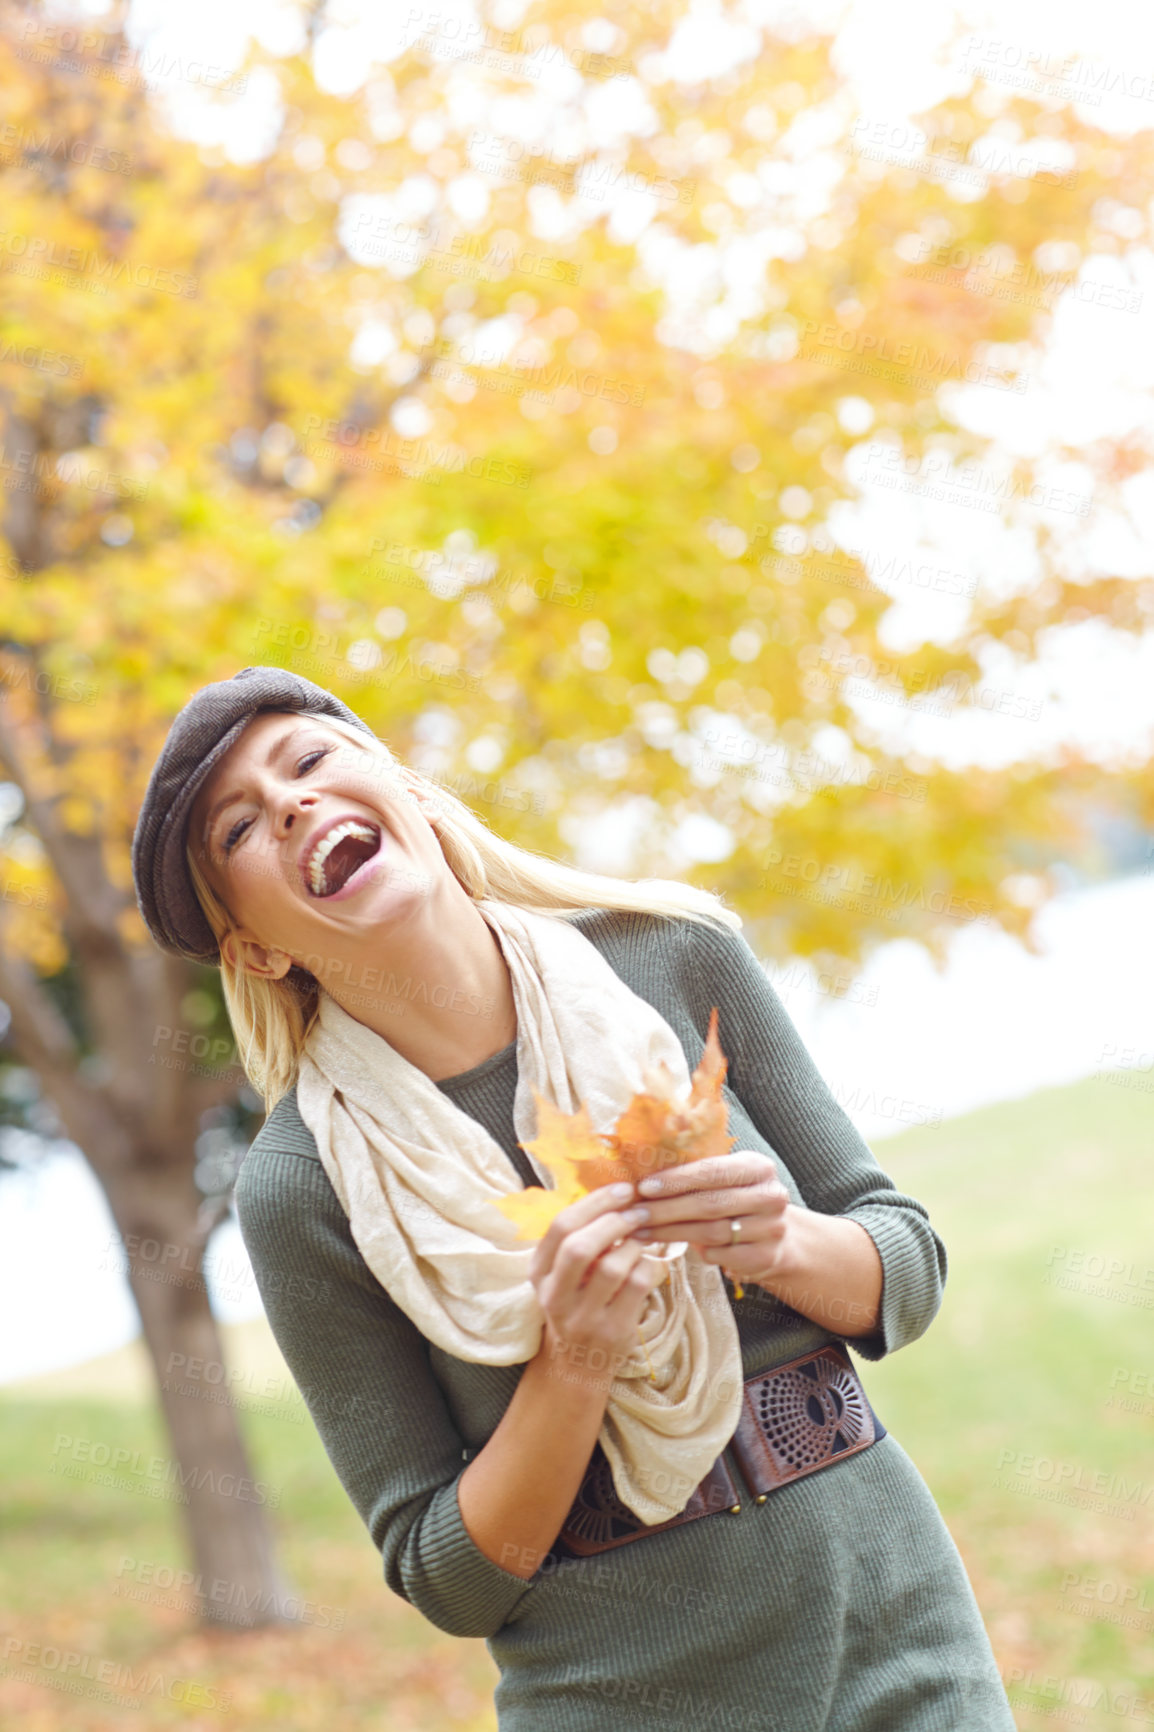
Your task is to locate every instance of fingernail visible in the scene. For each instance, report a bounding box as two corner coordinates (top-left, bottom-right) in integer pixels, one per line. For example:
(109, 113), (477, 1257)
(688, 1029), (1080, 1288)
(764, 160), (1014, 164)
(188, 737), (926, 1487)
(639, 1177), (662, 1195)
(610, 1182), (633, 1199)
(625, 1205), (650, 1224)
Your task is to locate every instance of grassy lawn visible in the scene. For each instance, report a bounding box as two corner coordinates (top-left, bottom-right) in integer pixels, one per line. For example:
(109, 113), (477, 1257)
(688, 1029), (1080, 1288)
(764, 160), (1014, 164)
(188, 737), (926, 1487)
(1, 1067), (1151, 1730)
(863, 1070), (1154, 1732)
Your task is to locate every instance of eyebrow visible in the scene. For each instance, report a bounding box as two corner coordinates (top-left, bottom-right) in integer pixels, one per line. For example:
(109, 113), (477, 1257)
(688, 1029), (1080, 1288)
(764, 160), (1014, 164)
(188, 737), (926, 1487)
(201, 723), (309, 844)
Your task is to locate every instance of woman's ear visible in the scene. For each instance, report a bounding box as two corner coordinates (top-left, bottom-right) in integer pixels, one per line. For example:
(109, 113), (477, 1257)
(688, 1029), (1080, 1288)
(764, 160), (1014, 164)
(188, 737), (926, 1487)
(221, 929), (294, 980)
(397, 768), (444, 826)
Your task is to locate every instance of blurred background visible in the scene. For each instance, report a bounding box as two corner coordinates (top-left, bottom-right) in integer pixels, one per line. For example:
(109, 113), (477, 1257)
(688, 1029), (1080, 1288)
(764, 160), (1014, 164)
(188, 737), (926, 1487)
(0, 0), (1152, 1725)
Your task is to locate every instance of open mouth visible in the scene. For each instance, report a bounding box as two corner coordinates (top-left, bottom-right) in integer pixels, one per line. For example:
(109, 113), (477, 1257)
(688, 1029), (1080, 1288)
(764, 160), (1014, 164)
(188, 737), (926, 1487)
(305, 820), (384, 899)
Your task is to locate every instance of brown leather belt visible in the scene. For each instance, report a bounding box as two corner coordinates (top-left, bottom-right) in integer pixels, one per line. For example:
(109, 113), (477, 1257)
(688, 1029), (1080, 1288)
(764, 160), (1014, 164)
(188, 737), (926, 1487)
(555, 1342), (887, 1558)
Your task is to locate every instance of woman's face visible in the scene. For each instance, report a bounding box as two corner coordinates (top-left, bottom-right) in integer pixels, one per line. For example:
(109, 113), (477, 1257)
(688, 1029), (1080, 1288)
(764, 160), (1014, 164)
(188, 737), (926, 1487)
(187, 710), (449, 978)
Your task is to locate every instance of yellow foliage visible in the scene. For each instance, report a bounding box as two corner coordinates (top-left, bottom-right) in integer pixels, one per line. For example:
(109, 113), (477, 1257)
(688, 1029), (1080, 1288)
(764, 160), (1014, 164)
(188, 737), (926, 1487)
(0, 5), (1142, 979)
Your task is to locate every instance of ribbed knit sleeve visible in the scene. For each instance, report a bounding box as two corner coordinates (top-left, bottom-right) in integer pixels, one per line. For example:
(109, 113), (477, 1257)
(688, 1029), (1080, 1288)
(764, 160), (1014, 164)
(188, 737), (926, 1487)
(233, 1143), (537, 1638)
(666, 915), (948, 1360)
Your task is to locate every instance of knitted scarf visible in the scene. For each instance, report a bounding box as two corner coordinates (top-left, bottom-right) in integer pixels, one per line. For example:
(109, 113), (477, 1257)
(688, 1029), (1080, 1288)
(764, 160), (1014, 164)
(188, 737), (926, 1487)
(295, 898), (744, 1526)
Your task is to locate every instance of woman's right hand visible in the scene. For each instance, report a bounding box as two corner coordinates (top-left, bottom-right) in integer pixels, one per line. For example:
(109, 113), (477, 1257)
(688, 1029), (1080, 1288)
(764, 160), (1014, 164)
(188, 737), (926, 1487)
(528, 1183), (668, 1380)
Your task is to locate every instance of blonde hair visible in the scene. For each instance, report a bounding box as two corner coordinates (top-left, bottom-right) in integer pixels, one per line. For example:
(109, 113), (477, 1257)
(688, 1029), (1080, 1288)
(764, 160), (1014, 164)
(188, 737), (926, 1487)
(186, 710), (742, 1115)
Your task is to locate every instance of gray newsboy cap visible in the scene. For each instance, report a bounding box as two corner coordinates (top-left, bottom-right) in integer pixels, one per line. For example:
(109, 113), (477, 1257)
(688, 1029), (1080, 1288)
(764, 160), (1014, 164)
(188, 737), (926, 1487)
(130, 665), (377, 965)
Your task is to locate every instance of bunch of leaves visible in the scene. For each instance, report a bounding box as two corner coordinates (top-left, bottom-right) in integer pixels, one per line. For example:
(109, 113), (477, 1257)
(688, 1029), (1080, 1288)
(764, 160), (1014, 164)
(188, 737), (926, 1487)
(492, 1007), (738, 1271)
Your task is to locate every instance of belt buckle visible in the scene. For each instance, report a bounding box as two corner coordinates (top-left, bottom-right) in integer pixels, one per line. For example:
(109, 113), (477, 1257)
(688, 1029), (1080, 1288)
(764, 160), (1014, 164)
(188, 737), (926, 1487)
(556, 1445), (740, 1558)
(729, 1343), (885, 1503)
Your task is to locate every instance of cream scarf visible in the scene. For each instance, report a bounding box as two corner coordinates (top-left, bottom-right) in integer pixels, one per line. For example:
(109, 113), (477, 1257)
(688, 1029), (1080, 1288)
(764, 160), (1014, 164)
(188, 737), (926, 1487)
(295, 899), (744, 1526)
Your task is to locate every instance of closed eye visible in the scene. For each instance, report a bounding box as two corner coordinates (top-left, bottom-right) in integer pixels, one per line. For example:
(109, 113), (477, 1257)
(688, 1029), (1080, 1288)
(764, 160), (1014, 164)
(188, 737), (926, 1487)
(222, 746), (334, 856)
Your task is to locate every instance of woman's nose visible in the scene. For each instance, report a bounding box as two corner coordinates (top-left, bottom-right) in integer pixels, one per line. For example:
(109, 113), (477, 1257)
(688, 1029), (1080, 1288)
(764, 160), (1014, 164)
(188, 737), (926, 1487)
(272, 786), (319, 838)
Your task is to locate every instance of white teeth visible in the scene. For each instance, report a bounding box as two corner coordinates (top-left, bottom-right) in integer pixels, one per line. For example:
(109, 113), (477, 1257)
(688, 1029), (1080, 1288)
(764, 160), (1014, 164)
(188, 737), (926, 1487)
(306, 821), (378, 896)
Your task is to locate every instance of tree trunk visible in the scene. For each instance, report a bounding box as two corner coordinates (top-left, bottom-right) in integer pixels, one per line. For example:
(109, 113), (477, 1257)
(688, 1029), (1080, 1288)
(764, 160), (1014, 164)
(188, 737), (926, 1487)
(0, 403), (299, 1631)
(100, 1167), (299, 1630)
(0, 902), (298, 1631)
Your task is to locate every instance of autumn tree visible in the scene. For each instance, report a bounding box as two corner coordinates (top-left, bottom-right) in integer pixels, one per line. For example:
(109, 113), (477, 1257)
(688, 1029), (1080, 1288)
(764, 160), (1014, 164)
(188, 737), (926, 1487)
(1, 0), (1151, 1623)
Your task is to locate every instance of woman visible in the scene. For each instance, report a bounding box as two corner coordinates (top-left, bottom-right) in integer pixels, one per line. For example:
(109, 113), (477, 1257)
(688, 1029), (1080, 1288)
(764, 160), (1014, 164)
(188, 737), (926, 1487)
(131, 664), (1016, 1731)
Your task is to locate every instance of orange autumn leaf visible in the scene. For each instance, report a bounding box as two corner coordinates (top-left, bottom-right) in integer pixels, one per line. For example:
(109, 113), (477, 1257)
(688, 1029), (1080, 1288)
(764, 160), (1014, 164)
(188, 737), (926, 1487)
(590, 1003), (735, 1188)
(490, 1092), (608, 1240)
(490, 1007), (736, 1241)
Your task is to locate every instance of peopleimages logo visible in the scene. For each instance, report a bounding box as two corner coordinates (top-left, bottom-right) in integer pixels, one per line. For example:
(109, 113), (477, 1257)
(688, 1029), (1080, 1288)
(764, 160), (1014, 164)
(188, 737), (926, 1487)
(0, 122), (135, 175)
(50, 1433), (281, 1507)
(0, 336), (84, 376)
(1, 1635), (231, 1711)
(113, 1558), (345, 1629)
(957, 34), (1154, 109)
(0, 229), (197, 297)
(797, 319), (1028, 393)
(16, 20), (247, 94)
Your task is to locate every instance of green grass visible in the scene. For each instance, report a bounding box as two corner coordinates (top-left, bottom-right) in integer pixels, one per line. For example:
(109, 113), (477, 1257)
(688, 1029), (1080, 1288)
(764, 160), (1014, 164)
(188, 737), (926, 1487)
(864, 1071), (1154, 1730)
(1, 1068), (1151, 1730)
(0, 1388), (500, 1728)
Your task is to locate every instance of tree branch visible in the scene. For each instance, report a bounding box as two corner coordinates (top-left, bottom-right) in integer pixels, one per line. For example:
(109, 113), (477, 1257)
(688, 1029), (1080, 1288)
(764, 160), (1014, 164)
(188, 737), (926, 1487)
(0, 929), (83, 1109)
(0, 687), (127, 947)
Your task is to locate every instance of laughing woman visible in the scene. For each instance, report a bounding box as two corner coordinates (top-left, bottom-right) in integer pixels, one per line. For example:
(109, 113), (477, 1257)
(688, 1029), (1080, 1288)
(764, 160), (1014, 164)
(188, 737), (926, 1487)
(130, 665), (1016, 1732)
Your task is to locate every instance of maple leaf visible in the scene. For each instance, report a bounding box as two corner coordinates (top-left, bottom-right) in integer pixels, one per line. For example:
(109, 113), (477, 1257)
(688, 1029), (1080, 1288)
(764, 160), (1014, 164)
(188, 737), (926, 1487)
(490, 1008), (735, 1241)
(490, 1092), (610, 1240)
(591, 1004), (734, 1187)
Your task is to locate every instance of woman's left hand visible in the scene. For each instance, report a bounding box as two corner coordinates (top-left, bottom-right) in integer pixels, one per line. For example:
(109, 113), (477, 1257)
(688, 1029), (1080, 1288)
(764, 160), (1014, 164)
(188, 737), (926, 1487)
(623, 1150), (796, 1286)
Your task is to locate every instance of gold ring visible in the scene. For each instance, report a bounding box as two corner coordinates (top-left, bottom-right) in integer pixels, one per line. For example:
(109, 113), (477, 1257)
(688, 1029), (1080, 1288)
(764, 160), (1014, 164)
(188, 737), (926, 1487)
(729, 1219), (741, 1246)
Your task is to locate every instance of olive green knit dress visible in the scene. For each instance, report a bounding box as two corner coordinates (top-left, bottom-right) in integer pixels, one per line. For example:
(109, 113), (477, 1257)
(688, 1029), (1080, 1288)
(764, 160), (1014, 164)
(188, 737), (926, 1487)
(234, 907), (1016, 1731)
